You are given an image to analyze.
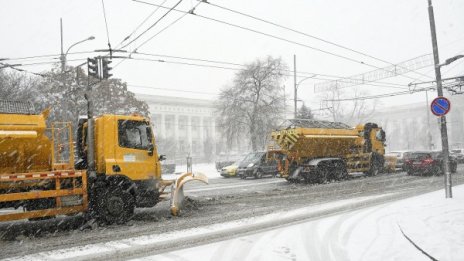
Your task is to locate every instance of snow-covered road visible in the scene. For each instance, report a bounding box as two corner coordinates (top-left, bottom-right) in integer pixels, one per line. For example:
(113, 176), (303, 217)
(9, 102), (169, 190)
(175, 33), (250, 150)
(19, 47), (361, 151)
(3, 193), (401, 261)
(142, 185), (464, 261)
(2, 165), (464, 260)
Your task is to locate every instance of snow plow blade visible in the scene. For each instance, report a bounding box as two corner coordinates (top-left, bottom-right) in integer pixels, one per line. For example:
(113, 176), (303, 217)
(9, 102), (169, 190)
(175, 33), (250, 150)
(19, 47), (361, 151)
(169, 172), (208, 216)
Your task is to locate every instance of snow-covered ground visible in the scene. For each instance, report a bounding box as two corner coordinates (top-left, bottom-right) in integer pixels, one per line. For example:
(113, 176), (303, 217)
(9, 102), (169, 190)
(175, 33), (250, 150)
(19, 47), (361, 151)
(162, 163), (221, 180)
(6, 185), (464, 260)
(140, 185), (464, 261)
(4, 193), (398, 260)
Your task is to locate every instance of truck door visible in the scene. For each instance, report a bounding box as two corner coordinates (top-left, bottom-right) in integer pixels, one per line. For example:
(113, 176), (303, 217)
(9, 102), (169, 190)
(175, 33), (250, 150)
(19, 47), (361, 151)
(115, 119), (157, 179)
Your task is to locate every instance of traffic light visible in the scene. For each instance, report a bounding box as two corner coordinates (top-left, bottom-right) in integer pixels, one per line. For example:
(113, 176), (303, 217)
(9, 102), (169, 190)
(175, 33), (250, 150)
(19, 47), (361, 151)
(87, 58), (99, 78)
(102, 58), (113, 79)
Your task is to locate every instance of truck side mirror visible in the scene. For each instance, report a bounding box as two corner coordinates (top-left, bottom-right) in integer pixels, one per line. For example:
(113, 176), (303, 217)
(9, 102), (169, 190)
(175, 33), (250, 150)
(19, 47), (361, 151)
(159, 154), (166, 161)
(147, 143), (154, 156)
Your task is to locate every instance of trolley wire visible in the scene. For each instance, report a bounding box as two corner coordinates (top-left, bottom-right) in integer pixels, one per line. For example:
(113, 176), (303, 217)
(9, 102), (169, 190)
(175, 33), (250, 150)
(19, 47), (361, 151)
(117, 0), (169, 48)
(133, 0), (426, 84)
(121, 0), (184, 49)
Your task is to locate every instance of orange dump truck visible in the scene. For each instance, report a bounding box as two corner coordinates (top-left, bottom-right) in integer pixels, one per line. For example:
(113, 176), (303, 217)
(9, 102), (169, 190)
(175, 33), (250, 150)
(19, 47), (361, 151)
(270, 119), (386, 183)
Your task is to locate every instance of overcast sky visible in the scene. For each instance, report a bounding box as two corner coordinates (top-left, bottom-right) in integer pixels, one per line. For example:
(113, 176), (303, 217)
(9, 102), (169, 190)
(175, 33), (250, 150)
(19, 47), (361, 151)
(1, 0), (463, 114)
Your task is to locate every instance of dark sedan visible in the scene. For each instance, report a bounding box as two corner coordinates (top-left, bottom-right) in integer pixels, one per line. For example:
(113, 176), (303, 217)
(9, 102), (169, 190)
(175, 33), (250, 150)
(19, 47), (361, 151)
(404, 151), (457, 176)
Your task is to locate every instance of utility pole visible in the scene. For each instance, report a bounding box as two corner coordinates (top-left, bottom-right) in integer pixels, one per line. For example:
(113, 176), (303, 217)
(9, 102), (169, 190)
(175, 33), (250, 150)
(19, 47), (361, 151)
(425, 90), (433, 150)
(294, 54), (297, 119)
(60, 18), (65, 72)
(428, 0), (452, 198)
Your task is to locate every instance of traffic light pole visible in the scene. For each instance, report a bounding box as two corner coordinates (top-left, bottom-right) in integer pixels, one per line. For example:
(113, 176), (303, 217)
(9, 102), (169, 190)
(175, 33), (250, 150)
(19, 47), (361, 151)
(86, 66), (97, 181)
(428, 0), (452, 198)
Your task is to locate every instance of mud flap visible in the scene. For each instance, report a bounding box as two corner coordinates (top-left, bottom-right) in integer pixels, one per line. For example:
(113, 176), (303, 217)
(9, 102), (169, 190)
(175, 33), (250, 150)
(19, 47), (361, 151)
(169, 172), (208, 216)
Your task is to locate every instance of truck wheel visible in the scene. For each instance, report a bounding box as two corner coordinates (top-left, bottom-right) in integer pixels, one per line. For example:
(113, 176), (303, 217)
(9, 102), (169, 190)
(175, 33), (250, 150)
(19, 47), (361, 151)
(98, 187), (135, 225)
(367, 157), (382, 177)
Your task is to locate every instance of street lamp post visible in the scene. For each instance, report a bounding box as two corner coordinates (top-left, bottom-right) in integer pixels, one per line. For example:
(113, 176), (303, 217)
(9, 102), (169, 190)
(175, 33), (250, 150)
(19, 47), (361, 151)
(294, 75), (317, 118)
(60, 36), (95, 72)
(293, 55), (317, 119)
(60, 18), (95, 72)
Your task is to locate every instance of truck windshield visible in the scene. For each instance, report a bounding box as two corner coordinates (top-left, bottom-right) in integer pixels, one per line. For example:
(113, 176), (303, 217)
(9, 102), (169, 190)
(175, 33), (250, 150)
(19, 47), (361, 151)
(118, 120), (153, 150)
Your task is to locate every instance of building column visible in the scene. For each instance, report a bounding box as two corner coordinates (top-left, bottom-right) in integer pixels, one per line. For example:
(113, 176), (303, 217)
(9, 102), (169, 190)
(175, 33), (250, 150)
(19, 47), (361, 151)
(161, 114), (166, 139)
(187, 115), (193, 154)
(200, 116), (205, 156)
(174, 114), (179, 149)
(211, 118), (216, 156)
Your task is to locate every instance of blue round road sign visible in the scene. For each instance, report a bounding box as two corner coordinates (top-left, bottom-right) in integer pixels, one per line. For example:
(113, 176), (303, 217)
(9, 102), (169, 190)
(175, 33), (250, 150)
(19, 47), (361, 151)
(431, 97), (451, 116)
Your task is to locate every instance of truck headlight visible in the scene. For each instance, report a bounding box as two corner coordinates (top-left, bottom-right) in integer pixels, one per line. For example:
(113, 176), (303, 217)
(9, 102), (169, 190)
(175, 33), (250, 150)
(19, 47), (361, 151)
(247, 163), (254, 168)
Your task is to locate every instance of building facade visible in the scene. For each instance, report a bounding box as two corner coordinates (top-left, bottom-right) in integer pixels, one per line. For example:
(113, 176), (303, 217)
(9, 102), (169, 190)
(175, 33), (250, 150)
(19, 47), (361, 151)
(135, 94), (219, 161)
(371, 95), (464, 151)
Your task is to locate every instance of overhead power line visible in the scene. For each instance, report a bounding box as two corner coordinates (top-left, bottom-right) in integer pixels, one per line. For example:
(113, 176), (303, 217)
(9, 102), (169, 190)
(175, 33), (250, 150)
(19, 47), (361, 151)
(101, 0), (112, 46)
(4, 51), (96, 62)
(0, 62), (46, 77)
(117, 0), (169, 48)
(201, 0), (432, 81)
(113, 52), (412, 90)
(114, 1), (202, 70)
(4, 50), (413, 92)
(122, 0), (184, 49)
(133, 0), (427, 84)
(133, 0), (381, 69)
(134, 1), (203, 51)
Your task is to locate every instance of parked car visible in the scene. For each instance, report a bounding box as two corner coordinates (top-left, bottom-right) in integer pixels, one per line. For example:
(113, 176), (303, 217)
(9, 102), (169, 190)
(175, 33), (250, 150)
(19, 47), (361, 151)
(215, 160), (235, 172)
(215, 153), (248, 171)
(237, 152), (278, 179)
(220, 161), (240, 178)
(388, 151), (410, 170)
(451, 149), (464, 163)
(404, 151), (457, 176)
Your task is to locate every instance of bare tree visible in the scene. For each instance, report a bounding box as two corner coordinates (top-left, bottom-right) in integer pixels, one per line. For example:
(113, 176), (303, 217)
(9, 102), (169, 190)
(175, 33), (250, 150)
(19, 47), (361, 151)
(217, 56), (287, 151)
(0, 69), (40, 102)
(37, 66), (149, 128)
(322, 86), (377, 125)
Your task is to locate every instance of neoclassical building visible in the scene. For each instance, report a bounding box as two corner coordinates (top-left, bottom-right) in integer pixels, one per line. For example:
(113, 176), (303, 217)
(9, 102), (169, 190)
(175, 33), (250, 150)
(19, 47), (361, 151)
(135, 94), (218, 159)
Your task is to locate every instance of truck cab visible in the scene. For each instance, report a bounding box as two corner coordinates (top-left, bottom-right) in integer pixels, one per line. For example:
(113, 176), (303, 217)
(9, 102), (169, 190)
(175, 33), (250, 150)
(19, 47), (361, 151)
(76, 114), (165, 222)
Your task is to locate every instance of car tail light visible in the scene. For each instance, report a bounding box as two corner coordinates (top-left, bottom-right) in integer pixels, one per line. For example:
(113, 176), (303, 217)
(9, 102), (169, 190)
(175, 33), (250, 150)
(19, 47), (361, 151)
(423, 158), (434, 164)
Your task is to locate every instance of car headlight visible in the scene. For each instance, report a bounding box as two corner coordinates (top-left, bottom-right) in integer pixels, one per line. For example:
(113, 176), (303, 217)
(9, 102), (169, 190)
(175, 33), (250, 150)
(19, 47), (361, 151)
(247, 163), (254, 168)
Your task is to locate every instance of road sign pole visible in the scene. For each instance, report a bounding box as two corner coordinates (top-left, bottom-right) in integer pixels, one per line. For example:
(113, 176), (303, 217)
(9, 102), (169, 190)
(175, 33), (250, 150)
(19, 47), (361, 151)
(428, 0), (452, 198)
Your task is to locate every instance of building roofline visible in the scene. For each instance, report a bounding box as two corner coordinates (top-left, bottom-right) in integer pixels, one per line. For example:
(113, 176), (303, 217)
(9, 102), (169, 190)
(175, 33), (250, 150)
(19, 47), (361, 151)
(135, 93), (216, 108)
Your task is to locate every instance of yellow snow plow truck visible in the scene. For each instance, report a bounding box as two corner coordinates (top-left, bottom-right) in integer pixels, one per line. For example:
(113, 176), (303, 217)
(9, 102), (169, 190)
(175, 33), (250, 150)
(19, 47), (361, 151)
(0, 101), (207, 224)
(270, 119), (386, 183)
